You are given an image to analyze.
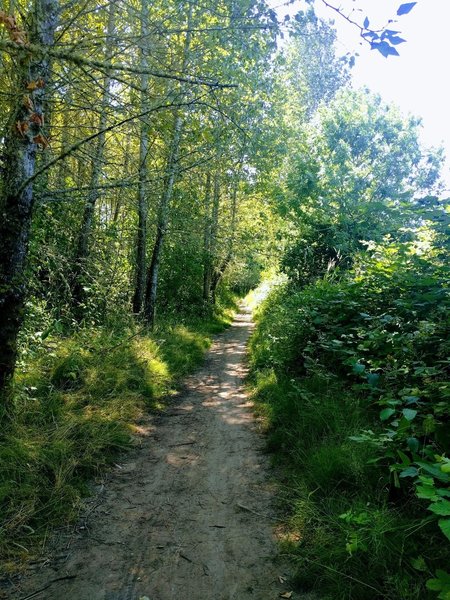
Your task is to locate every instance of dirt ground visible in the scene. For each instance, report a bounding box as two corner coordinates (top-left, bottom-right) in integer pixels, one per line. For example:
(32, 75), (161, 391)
(6, 308), (294, 600)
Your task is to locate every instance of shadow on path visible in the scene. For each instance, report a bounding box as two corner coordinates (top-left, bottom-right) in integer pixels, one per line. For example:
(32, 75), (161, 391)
(10, 308), (290, 600)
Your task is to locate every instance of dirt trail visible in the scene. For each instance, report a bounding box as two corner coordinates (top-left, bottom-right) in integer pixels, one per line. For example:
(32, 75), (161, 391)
(11, 308), (291, 600)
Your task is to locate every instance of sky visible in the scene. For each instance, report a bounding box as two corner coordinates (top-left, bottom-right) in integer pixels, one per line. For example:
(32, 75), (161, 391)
(273, 0), (450, 189)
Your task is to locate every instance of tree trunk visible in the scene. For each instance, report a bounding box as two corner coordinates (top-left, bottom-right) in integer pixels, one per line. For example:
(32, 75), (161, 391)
(56, 83), (72, 188)
(144, 112), (183, 325)
(204, 173), (220, 304)
(210, 174), (239, 302)
(202, 173), (212, 303)
(143, 3), (193, 327)
(132, 0), (150, 314)
(71, 2), (116, 311)
(0, 0), (58, 397)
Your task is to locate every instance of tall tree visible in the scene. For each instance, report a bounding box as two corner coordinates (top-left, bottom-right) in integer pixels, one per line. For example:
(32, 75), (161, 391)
(71, 1), (116, 312)
(144, 2), (193, 326)
(0, 0), (58, 396)
(132, 0), (151, 314)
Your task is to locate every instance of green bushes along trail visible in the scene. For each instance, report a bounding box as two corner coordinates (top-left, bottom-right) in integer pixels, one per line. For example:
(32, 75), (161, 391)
(249, 233), (449, 599)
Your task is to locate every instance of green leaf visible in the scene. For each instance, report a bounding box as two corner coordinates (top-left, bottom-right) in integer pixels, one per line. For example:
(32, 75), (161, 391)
(400, 466), (418, 478)
(427, 578), (442, 591)
(429, 500), (450, 516)
(402, 408), (417, 421)
(438, 518), (450, 541)
(407, 437), (419, 453)
(397, 450), (411, 465)
(417, 461), (450, 482)
(367, 372), (380, 387)
(380, 408), (395, 421)
(411, 556), (427, 572)
(353, 363), (366, 375)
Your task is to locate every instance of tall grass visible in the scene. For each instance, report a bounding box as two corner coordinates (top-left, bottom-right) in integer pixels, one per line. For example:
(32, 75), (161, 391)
(249, 369), (442, 600)
(0, 303), (234, 570)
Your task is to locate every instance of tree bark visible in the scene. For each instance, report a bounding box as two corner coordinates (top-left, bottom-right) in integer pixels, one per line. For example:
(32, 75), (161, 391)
(0, 0), (58, 397)
(71, 1), (116, 311)
(144, 3), (193, 327)
(204, 172), (220, 304)
(144, 112), (183, 325)
(210, 173), (239, 302)
(132, 0), (151, 314)
(202, 173), (212, 303)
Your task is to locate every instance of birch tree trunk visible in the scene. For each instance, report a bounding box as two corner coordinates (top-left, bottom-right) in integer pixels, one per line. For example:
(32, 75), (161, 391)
(144, 112), (183, 325)
(133, 0), (150, 314)
(0, 0), (58, 396)
(210, 174), (239, 302)
(202, 173), (212, 303)
(71, 1), (116, 310)
(205, 173), (220, 304)
(144, 3), (193, 326)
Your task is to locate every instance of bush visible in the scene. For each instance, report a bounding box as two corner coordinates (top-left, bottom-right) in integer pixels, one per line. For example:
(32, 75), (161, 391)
(249, 237), (450, 599)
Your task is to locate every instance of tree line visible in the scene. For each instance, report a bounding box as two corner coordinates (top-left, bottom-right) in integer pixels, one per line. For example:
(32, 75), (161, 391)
(0, 0), (280, 397)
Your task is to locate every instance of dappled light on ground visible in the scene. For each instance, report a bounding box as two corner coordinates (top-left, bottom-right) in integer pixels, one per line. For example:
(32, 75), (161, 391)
(11, 309), (288, 600)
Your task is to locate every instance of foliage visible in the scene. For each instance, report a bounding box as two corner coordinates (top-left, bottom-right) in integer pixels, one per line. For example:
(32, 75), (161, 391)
(249, 218), (450, 598)
(0, 0), (444, 590)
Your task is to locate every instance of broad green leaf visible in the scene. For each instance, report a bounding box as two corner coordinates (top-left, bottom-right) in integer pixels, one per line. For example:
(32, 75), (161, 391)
(407, 437), (419, 453)
(438, 518), (450, 541)
(353, 363), (366, 375)
(402, 408), (417, 421)
(400, 466), (418, 478)
(417, 461), (450, 482)
(380, 408), (395, 421)
(429, 500), (450, 516)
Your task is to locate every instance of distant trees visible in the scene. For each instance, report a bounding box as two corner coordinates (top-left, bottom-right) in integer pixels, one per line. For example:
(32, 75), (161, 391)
(0, 0), (427, 399)
(280, 89), (443, 284)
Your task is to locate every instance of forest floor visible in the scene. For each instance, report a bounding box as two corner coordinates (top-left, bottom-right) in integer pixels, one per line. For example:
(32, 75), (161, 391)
(4, 308), (295, 600)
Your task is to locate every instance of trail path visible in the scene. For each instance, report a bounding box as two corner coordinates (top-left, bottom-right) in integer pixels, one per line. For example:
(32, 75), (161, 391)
(12, 308), (290, 600)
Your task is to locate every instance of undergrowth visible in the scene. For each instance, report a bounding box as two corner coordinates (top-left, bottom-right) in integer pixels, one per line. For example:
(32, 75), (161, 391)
(248, 239), (449, 600)
(0, 301), (235, 570)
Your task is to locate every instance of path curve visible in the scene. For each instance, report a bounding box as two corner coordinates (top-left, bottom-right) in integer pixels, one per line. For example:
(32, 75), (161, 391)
(11, 308), (288, 600)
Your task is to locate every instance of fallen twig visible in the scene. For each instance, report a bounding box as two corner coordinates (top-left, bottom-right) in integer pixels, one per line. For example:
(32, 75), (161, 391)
(236, 503), (266, 518)
(20, 575), (77, 600)
(179, 552), (193, 563)
(169, 441), (196, 447)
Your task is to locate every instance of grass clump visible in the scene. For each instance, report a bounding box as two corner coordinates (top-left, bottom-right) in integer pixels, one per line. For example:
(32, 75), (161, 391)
(0, 306), (233, 569)
(250, 370), (445, 600)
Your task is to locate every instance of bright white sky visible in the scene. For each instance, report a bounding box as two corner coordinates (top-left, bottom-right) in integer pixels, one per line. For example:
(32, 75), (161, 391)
(273, 0), (450, 189)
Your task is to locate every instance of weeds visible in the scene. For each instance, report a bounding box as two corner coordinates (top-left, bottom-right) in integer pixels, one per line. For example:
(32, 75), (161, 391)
(248, 239), (449, 599)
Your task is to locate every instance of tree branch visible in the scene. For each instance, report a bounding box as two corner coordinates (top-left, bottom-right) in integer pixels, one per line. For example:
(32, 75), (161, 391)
(0, 39), (238, 88)
(20, 97), (205, 192)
